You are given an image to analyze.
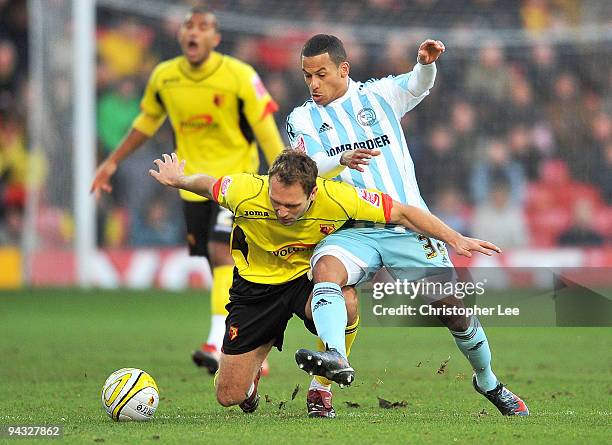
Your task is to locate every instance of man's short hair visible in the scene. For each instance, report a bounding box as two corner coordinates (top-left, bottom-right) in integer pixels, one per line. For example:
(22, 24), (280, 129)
(268, 150), (318, 196)
(301, 34), (347, 66)
(185, 7), (218, 30)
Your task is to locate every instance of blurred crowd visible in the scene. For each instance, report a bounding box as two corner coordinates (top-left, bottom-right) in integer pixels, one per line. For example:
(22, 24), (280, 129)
(1, 0), (612, 249)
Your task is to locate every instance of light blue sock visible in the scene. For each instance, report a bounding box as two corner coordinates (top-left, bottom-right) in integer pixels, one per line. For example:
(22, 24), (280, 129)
(311, 282), (347, 359)
(451, 317), (498, 392)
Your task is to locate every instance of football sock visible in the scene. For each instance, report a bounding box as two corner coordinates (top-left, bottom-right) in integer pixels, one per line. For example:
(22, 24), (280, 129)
(207, 265), (233, 350)
(206, 315), (226, 351)
(451, 317), (498, 392)
(313, 317), (360, 388)
(311, 282), (347, 359)
(246, 382), (255, 398)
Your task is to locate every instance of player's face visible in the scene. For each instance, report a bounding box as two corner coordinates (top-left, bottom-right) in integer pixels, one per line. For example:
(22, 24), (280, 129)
(302, 53), (349, 106)
(269, 177), (317, 226)
(178, 12), (221, 66)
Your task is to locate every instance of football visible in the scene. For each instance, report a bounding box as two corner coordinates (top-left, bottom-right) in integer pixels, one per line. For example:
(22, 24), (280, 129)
(101, 368), (159, 421)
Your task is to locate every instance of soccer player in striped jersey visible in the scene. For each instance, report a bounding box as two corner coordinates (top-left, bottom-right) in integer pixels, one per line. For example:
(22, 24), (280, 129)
(287, 34), (529, 417)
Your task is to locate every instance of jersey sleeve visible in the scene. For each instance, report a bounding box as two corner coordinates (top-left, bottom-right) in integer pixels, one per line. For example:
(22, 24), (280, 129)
(238, 65), (279, 125)
(212, 173), (263, 213)
(132, 65), (167, 136)
(286, 109), (345, 178)
(365, 72), (429, 117)
(323, 180), (393, 224)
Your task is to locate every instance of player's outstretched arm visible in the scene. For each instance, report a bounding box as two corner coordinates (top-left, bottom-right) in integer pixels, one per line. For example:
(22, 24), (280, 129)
(389, 201), (501, 257)
(149, 153), (217, 200)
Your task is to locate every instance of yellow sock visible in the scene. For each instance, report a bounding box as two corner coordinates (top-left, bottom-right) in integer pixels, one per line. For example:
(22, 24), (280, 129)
(314, 317), (360, 387)
(211, 265), (233, 316)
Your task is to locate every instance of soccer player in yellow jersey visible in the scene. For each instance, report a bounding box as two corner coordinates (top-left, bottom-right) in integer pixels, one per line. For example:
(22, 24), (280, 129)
(149, 150), (501, 414)
(90, 8), (283, 374)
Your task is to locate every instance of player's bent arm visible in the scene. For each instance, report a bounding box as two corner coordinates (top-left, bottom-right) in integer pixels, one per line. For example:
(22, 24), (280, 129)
(149, 153), (217, 200)
(407, 61), (436, 97)
(312, 151), (346, 178)
(90, 127), (151, 197)
(251, 114), (284, 166)
(389, 201), (501, 257)
(108, 128), (151, 165)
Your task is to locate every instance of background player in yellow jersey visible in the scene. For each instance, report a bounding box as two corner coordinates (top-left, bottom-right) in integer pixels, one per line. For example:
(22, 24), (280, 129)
(90, 8), (284, 375)
(149, 150), (501, 415)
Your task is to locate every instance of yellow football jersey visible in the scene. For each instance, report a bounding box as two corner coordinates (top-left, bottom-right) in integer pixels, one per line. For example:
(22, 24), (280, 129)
(132, 52), (282, 201)
(212, 174), (393, 284)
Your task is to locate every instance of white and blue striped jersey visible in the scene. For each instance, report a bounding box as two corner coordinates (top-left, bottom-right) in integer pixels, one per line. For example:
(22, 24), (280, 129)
(286, 74), (429, 209)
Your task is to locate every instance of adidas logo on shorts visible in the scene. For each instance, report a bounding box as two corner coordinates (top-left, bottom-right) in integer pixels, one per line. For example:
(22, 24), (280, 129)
(318, 123), (332, 133)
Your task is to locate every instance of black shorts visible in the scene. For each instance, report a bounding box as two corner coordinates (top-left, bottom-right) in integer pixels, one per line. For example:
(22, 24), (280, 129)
(182, 200), (233, 256)
(222, 269), (317, 355)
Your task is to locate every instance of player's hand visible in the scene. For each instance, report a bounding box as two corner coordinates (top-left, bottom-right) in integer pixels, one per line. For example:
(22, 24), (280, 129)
(149, 153), (186, 188)
(450, 236), (501, 258)
(417, 39), (445, 65)
(340, 149), (381, 172)
(90, 160), (118, 200)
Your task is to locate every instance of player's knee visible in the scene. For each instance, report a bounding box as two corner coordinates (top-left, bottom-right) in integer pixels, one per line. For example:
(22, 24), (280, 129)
(215, 383), (242, 407)
(441, 313), (470, 332)
(312, 255), (348, 284)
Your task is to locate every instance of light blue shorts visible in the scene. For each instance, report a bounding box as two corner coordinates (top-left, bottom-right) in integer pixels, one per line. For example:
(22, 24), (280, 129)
(310, 227), (454, 286)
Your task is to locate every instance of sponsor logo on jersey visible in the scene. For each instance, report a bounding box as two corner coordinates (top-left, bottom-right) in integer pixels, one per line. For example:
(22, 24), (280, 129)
(180, 114), (214, 133)
(229, 325), (239, 340)
(319, 224), (336, 235)
(244, 210), (270, 217)
(326, 134), (390, 156)
(318, 122), (333, 133)
(220, 177), (232, 196)
(357, 107), (377, 126)
(162, 76), (180, 84)
(271, 243), (316, 258)
(358, 189), (381, 207)
(213, 94), (224, 107)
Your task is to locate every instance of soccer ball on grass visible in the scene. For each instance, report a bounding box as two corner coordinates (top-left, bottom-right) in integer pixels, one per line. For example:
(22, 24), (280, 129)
(101, 368), (159, 421)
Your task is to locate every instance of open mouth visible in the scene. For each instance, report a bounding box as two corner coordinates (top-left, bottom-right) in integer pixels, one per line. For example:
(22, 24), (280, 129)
(186, 40), (199, 52)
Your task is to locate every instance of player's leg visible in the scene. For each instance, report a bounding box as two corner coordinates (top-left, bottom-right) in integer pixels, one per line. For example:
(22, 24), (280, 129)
(295, 230), (380, 387)
(217, 270), (307, 412)
(290, 278), (360, 418)
(215, 341), (273, 410)
(307, 287), (360, 418)
(384, 231), (528, 415)
(307, 231), (380, 360)
(189, 203), (233, 374)
(431, 295), (528, 415)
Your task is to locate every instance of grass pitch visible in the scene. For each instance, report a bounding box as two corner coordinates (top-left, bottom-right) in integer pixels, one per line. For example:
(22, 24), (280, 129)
(0, 289), (610, 444)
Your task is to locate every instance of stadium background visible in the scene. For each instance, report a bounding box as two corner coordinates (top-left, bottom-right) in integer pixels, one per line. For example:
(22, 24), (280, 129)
(0, 1), (611, 442)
